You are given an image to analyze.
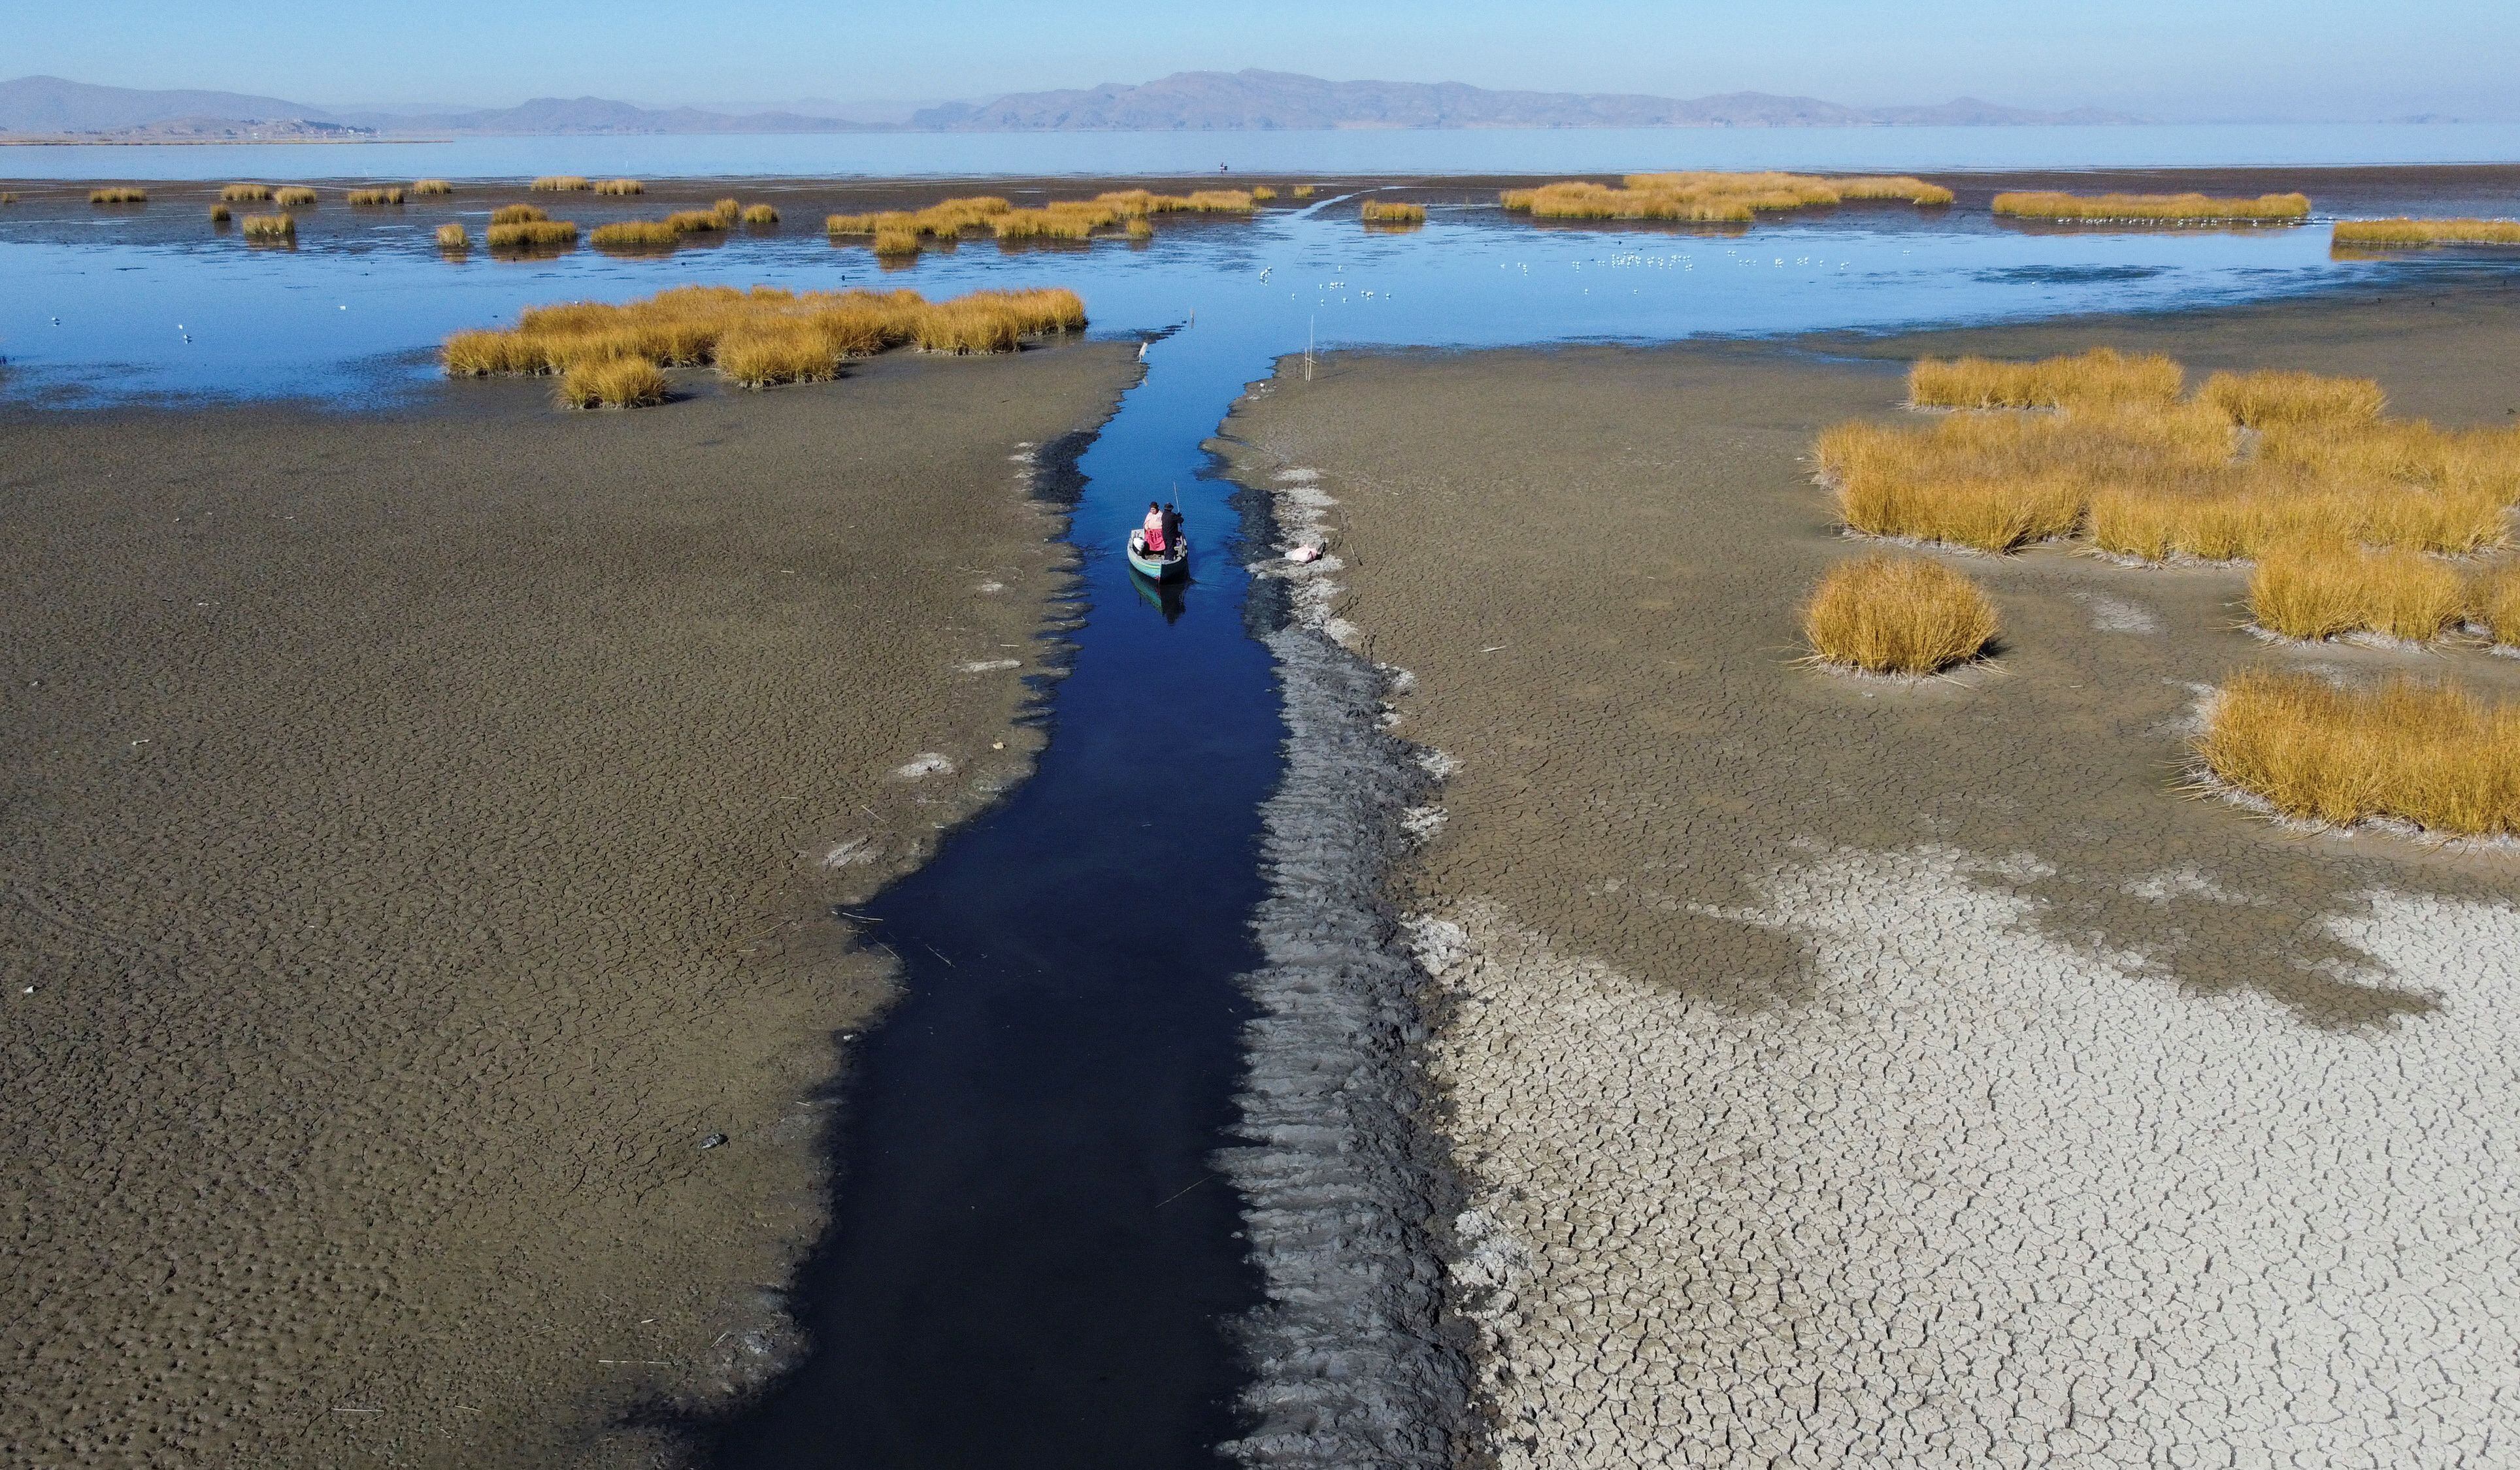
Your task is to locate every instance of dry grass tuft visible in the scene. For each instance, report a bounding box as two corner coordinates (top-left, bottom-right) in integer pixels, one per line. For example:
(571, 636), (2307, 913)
(2248, 543), (2467, 642)
(592, 178), (644, 196)
(486, 219), (578, 250)
(2200, 370), (2385, 429)
(1908, 347), (2181, 410)
(1125, 216), (1154, 241)
(441, 283), (1086, 394)
(590, 220), (684, 249)
(2198, 670), (2520, 836)
(412, 178), (455, 195)
(1503, 171), (1947, 222)
(273, 186), (318, 207)
(557, 355), (669, 409)
(2333, 218), (2520, 248)
(664, 208), (729, 234)
(1993, 191), (2310, 223)
(220, 183), (273, 202)
(489, 203), (548, 225)
(1827, 350), (2520, 560)
(208, 203), (232, 224)
(89, 186), (148, 204)
(1361, 199), (1427, 224)
(240, 212), (295, 243)
(435, 221), (469, 251)
(1252, 185), (1278, 201)
(531, 176), (592, 192)
(1801, 555), (1999, 674)
(2476, 564), (2520, 648)
(346, 187), (406, 206)
(712, 197), (740, 222)
(832, 190), (1252, 257)
(1293, 184), (1316, 199)
(740, 203), (778, 225)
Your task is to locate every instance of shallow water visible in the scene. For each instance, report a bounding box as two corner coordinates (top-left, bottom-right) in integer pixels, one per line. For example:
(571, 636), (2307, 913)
(7, 174), (2519, 1465)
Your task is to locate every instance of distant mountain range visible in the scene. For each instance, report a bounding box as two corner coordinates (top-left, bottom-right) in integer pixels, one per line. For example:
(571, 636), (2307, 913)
(0, 71), (2139, 140)
(914, 71), (2140, 130)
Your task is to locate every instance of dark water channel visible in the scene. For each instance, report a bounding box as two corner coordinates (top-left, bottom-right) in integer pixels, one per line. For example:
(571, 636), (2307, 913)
(708, 325), (1286, 1467)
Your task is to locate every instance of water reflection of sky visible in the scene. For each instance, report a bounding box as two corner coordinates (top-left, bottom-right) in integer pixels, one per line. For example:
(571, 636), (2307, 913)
(0, 195), (2505, 408)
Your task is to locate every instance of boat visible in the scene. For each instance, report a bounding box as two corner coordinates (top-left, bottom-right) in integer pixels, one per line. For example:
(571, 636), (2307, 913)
(1127, 529), (1189, 581)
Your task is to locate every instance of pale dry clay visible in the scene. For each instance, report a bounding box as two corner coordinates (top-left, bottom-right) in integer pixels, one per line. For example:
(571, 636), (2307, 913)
(1412, 849), (2520, 1468)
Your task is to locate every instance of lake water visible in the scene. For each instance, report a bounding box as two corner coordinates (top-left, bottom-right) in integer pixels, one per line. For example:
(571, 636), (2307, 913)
(8, 152), (2519, 1467)
(8, 123), (2520, 182)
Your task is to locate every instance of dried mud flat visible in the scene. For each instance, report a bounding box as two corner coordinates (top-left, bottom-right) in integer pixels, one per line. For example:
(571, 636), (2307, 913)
(0, 343), (1135, 1469)
(1218, 285), (2520, 1467)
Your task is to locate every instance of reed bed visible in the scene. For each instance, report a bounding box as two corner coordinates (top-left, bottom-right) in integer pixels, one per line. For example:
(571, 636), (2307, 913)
(1825, 349), (2520, 559)
(1293, 184), (1316, 199)
(2200, 369), (2385, 429)
(1126, 216), (1154, 241)
(274, 186), (317, 206)
(589, 220), (684, 250)
(830, 190), (1254, 257)
(557, 355), (669, 409)
(1801, 554), (1998, 674)
(2248, 543), (2467, 642)
(486, 219), (578, 250)
(441, 284), (1087, 397)
(2476, 564), (2520, 648)
(0, 192), (14, 204)
(712, 197), (740, 221)
(591, 178), (644, 196)
(240, 213), (295, 243)
(663, 209), (729, 234)
(1991, 191), (2311, 223)
(489, 203), (548, 225)
(2332, 218), (2520, 248)
(740, 203), (778, 225)
(435, 221), (469, 251)
(346, 187), (406, 206)
(531, 176), (592, 192)
(1252, 186), (1278, 201)
(2198, 670), (2520, 836)
(1908, 347), (2181, 410)
(1502, 170), (1947, 222)
(220, 183), (272, 202)
(89, 186), (147, 204)
(412, 178), (455, 195)
(208, 203), (232, 224)
(1361, 199), (1427, 224)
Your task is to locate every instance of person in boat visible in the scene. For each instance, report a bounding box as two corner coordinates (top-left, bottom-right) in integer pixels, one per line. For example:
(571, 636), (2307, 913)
(1160, 502), (1184, 557)
(1142, 500), (1167, 555)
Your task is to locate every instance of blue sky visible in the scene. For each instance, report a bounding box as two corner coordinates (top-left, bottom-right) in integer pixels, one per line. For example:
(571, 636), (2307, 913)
(12, 0), (2519, 120)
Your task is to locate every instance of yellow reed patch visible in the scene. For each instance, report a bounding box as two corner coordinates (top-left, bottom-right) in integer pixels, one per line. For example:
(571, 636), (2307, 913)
(89, 186), (148, 204)
(2248, 543), (2466, 642)
(489, 203), (547, 225)
(1502, 171), (1947, 222)
(412, 179), (455, 195)
(273, 186), (318, 206)
(557, 356), (669, 409)
(2333, 218), (2520, 247)
(1908, 348), (2181, 410)
(208, 203), (232, 223)
(1361, 200), (1427, 224)
(741, 203), (778, 225)
(435, 222), (469, 251)
(346, 188), (406, 206)
(220, 183), (272, 203)
(2200, 370), (2385, 429)
(2198, 671), (2520, 836)
(240, 212), (295, 242)
(1801, 555), (1999, 675)
(592, 178), (644, 195)
(531, 176), (592, 192)
(486, 219), (578, 250)
(1992, 191), (2310, 223)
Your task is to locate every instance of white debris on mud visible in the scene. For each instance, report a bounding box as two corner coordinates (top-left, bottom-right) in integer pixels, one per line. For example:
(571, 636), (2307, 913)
(1411, 848), (2520, 1467)
(1218, 465), (1472, 1468)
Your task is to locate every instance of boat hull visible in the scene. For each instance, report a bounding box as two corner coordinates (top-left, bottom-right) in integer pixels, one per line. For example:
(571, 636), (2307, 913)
(1127, 532), (1188, 581)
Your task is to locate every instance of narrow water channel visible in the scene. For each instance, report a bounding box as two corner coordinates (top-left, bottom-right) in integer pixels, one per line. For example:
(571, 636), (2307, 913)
(708, 325), (1289, 1468)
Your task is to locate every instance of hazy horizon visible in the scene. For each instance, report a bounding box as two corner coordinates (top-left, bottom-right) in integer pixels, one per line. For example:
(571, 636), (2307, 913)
(10, 0), (2519, 124)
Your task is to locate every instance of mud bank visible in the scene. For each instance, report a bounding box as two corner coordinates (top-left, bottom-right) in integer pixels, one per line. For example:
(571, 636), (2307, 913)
(1216, 283), (2520, 1465)
(0, 343), (1136, 1469)
(1214, 463), (1471, 1469)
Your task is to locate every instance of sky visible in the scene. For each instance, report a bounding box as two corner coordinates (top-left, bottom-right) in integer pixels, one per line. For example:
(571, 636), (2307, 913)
(10, 0), (2520, 122)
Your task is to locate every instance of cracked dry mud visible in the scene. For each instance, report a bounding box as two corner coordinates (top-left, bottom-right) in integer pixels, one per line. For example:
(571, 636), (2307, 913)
(1218, 284), (2520, 1466)
(0, 344), (1135, 1469)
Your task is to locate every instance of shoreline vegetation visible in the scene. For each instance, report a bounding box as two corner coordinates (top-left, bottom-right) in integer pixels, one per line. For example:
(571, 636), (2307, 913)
(1800, 554), (1999, 674)
(441, 283), (1088, 404)
(826, 188), (1255, 257)
(1361, 199), (1427, 225)
(2334, 216), (2520, 247)
(1501, 170), (1951, 221)
(1991, 189), (2312, 223)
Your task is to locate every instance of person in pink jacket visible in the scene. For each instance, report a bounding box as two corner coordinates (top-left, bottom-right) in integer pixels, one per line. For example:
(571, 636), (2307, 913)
(1142, 500), (1167, 553)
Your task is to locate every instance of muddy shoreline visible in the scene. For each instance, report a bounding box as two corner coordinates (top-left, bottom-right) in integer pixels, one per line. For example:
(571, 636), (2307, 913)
(1217, 275), (2520, 1464)
(0, 342), (1137, 1469)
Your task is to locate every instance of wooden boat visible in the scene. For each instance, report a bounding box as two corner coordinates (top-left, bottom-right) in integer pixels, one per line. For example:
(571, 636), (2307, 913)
(1127, 529), (1188, 581)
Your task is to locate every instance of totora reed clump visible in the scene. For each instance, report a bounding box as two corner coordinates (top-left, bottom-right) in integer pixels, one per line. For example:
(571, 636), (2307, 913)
(440, 284), (1087, 402)
(488, 219), (578, 250)
(346, 188), (406, 206)
(741, 203), (779, 226)
(2332, 218), (2520, 248)
(1361, 199), (1427, 225)
(531, 176), (592, 192)
(591, 178), (644, 195)
(89, 186), (148, 204)
(208, 203), (232, 224)
(1819, 348), (2520, 559)
(1800, 554), (1998, 675)
(2198, 670), (2520, 837)
(220, 183), (273, 203)
(1503, 171), (1949, 223)
(411, 178), (455, 195)
(435, 221), (470, 252)
(2247, 543), (2468, 644)
(556, 355), (669, 409)
(240, 212), (295, 244)
(828, 189), (1256, 258)
(1992, 191), (2311, 224)
(274, 186), (318, 207)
